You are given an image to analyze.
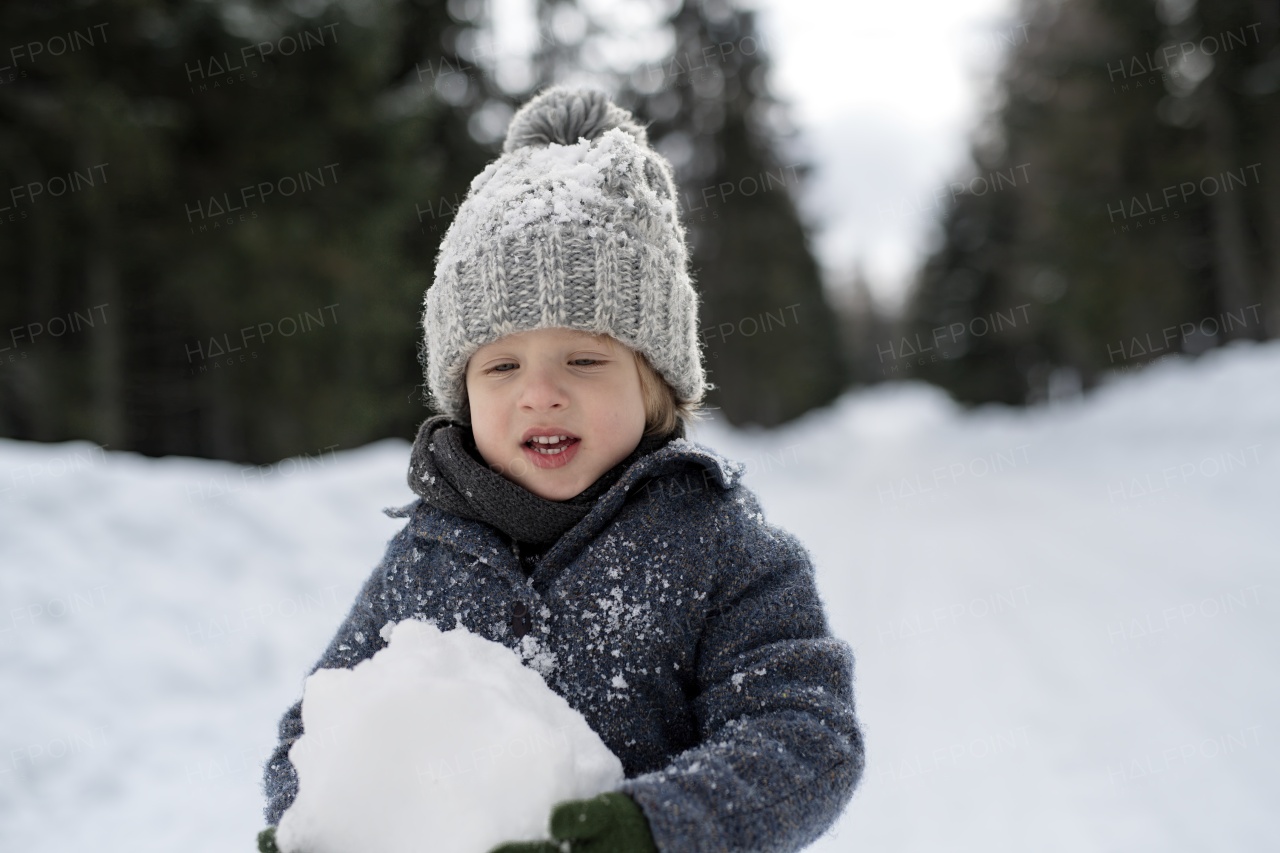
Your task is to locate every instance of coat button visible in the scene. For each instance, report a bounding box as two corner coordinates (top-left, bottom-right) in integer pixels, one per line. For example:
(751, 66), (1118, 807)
(510, 601), (532, 638)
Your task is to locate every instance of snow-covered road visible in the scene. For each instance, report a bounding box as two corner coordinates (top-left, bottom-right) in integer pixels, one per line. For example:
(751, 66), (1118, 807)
(4, 341), (1277, 851)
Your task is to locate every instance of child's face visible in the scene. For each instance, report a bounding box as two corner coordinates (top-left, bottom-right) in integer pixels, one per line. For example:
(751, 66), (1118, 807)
(464, 327), (647, 501)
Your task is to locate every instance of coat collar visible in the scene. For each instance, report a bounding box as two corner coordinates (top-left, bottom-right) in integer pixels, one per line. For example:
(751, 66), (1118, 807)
(391, 437), (746, 573)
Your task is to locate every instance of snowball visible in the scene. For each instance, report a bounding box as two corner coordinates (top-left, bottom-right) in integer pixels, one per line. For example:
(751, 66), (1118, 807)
(275, 619), (623, 853)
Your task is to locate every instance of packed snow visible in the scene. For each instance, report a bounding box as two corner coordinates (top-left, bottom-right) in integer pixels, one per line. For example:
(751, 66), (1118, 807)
(452, 128), (657, 240)
(3, 340), (1278, 852)
(275, 618), (621, 853)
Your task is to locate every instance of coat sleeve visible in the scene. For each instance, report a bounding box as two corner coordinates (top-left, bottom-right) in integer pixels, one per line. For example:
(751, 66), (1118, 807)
(617, 491), (866, 853)
(261, 515), (418, 826)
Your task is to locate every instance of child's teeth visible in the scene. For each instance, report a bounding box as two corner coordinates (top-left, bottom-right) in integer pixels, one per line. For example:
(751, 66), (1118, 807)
(527, 435), (573, 453)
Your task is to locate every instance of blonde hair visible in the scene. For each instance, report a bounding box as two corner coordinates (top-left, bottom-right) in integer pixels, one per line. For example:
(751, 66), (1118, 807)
(457, 333), (704, 437)
(631, 347), (704, 437)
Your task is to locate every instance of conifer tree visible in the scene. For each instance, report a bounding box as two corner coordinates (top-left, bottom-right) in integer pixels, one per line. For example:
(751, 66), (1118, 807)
(904, 0), (1275, 405)
(623, 0), (848, 426)
(0, 0), (492, 461)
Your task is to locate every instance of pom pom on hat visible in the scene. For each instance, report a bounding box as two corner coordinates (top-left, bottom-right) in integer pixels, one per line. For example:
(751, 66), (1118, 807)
(502, 86), (649, 153)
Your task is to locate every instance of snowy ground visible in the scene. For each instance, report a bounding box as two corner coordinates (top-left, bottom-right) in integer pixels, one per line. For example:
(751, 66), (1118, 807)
(3, 341), (1278, 852)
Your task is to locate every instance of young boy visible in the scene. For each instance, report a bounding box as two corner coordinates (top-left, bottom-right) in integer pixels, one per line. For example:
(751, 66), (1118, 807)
(260, 86), (865, 853)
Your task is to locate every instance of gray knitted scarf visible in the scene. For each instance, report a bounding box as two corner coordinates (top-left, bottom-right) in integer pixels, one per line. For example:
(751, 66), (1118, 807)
(407, 414), (683, 548)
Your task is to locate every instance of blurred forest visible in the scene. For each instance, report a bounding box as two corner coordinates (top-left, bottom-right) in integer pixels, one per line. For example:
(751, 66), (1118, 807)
(903, 0), (1279, 404)
(0, 0), (844, 461)
(1, 0), (1276, 462)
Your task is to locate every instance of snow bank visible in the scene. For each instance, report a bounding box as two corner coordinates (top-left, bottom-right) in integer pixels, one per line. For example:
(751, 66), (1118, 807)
(276, 619), (622, 853)
(3, 340), (1278, 852)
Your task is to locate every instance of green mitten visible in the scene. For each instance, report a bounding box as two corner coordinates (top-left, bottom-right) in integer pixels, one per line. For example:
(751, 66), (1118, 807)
(257, 827), (280, 853)
(488, 792), (658, 853)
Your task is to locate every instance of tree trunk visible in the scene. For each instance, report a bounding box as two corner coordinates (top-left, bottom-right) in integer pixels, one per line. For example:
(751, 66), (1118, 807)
(1201, 75), (1259, 338)
(84, 134), (125, 450)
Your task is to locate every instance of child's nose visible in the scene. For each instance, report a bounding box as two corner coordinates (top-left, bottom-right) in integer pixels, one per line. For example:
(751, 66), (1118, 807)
(518, 365), (569, 410)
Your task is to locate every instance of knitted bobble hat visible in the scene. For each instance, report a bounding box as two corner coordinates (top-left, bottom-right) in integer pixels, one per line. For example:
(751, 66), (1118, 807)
(422, 85), (707, 422)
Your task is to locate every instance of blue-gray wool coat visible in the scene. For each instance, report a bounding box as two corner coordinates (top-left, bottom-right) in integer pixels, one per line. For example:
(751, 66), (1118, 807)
(263, 437), (865, 852)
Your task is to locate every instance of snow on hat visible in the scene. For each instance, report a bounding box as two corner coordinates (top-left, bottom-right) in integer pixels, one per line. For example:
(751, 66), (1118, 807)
(421, 85), (707, 422)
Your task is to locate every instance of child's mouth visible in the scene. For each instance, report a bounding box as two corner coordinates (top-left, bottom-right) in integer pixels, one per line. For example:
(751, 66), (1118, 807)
(521, 435), (581, 469)
(524, 435), (576, 453)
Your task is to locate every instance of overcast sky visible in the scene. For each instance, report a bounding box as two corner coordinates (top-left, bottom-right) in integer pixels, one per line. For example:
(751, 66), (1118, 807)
(753, 0), (1021, 311)
(487, 0), (1022, 312)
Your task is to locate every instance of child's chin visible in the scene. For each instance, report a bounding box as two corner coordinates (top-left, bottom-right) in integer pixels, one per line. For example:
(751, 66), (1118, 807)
(523, 478), (584, 502)
(518, 467), (597, 500)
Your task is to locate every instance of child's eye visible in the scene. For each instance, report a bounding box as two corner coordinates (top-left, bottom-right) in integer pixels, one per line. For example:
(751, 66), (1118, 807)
(486, 359), (603, 372)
